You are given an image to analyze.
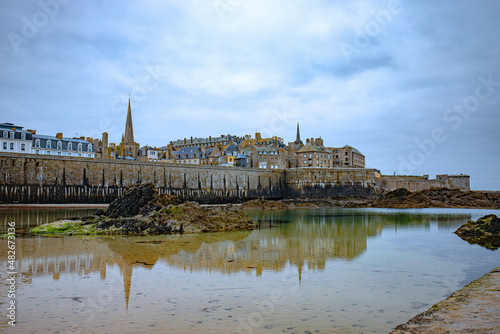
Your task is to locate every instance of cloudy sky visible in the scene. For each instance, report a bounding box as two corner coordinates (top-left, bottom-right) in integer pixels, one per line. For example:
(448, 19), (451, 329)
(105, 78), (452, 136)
(1, 0), (499, 190)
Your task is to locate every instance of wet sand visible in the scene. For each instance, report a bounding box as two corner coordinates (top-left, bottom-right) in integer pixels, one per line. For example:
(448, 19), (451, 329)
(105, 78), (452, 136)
(391, 267), (500, 333)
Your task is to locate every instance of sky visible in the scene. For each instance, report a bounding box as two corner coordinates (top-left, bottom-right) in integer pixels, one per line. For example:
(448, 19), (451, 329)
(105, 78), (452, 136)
(0, 0), (499, 190)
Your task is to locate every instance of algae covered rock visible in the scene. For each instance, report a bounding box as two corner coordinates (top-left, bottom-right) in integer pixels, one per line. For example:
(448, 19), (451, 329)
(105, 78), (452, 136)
(31, 183), (257, 236)
(454, 214), (500, 250)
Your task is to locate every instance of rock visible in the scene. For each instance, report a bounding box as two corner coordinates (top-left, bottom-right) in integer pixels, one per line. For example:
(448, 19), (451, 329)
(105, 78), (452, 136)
(32, 184), (257, 236)
(241, 199), (289, 210)
(371, 188), (500, 209)
(95, 209), (105, 216)
(454, 214), (500, 250)
(105, 183), (159, 218)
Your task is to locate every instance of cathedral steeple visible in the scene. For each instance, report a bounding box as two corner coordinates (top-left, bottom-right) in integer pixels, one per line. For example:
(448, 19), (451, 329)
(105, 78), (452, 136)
(124, 98), (134, 144)
(295, 122), (303, 145)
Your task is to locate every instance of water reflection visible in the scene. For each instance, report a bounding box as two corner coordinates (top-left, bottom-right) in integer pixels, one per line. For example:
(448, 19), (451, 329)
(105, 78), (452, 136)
(2, 208), (497, 333)
(2, 209), (477, 312)
(0, 208), (97, 233)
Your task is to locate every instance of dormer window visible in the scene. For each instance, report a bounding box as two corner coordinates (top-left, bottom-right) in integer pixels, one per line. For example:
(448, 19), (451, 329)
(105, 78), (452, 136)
(68, 142), (72, 150)
(57, 141), (62, 149)
(2, 131), (7, 138)
(87, 144), (92, 152)
(21, 133), (26, 140)
(78, 143), (82, 151)
(46, 140), (51, 148)
(9, 132), (14, 139)
(35, 139), (40, 147)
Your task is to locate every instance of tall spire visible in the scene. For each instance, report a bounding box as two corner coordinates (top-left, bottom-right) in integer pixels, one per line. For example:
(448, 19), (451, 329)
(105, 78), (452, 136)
(295, 122), (303, 145)
(124, 98), (134, 144)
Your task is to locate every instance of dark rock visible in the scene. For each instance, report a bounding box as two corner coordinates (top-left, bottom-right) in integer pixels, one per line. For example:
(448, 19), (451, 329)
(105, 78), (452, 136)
(95, 209), (105, 216)
(454, 214), (500, 250)
(105, 183), (159, 218)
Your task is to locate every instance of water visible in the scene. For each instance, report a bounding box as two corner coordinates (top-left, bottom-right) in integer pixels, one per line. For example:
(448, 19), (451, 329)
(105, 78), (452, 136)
(0, 207), (499, 333)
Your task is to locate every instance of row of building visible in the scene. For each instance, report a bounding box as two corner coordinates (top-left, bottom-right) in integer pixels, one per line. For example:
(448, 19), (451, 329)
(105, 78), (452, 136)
(2, 100), (365, 169)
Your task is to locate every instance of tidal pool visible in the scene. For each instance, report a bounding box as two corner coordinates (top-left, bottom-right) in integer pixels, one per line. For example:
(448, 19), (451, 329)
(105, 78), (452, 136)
(0, 207), (499, 333)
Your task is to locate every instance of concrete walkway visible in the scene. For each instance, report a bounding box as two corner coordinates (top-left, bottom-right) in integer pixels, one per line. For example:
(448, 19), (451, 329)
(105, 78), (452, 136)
(391, 267), (500, 333)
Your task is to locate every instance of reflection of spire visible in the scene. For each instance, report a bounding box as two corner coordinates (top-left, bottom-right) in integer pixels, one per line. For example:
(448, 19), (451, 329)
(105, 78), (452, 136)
(121, 262), (133, 311)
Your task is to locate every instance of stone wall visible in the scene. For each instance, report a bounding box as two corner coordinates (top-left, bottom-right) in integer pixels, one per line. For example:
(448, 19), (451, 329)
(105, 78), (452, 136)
(375, 174), (470, 192)
(0, 153), (380, 203)
(285, 167), (377, 197)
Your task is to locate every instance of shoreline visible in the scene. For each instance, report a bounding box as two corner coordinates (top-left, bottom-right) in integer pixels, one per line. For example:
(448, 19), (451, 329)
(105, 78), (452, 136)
(391, 266), (500, 333)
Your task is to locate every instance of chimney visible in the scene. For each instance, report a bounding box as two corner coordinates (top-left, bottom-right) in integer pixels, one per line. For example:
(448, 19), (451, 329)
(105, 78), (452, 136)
(315, 138), (323, 146)
(27, 129), (36, 134)
(306, 138), (309, 143)
(255, 132), (261, 141)
(184, 138), (187, 144)
(102, 132), (108, 149)
(80, 136), (85, 140)
(209, 136), (212, 141)
(190, 136), (193, 143)
(56, 133), (63, 140)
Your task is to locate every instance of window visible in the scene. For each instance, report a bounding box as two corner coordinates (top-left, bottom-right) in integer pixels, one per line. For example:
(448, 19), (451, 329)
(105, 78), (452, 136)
(88, 144), (92, 152)
(9, 132), (14, 139)
(57, 141), (62, 149)
(9, 143), (14, 150)
(35, 150), (39, 154)
(47, 151), (50, 155)
(68, 152), (71, 156)
(58, 152), (62, 156)
(46, 140), (51, 148)
(78, 143), (82, 151)
(21, 133), (26, 140)
(303, 154), (306, 158)
(35, 139), (40, 147)
(21, 143), (25, 151)
(2, 142), (6, 149)
(78, 153), (81, 157)
(2, 131), (7, 138)
(68, 142), (72, 150)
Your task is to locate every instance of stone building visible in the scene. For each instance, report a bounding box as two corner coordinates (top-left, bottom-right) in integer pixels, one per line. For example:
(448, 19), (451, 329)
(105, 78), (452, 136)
(138, 146), (159, 162)
(287, 122), (304, 168)
(0, 122), (33, 154)
(296, 138), (332, 168)
(329, 145), (365, 168)
(253, 147), (287, 169)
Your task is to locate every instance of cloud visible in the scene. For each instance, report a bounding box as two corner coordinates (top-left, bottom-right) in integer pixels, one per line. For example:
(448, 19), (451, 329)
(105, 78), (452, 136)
(0, 0), (499, 189)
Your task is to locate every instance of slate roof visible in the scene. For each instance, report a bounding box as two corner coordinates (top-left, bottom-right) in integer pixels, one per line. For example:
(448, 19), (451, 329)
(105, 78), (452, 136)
(224, 145), (239, 155)
(297, 142), (321, 153)
(344, 145), (363, 156)
(32, 134), (93, 151)
(172, 146), (203, 159)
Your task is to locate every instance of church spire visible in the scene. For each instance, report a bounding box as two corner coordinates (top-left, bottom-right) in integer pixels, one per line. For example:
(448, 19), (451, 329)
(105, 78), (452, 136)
(124, 98), (134, 144)
(295, 122), (303, 145)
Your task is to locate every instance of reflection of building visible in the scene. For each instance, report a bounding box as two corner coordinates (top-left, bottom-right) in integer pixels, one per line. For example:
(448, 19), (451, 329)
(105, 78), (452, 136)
(14, 211), (457, 312)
